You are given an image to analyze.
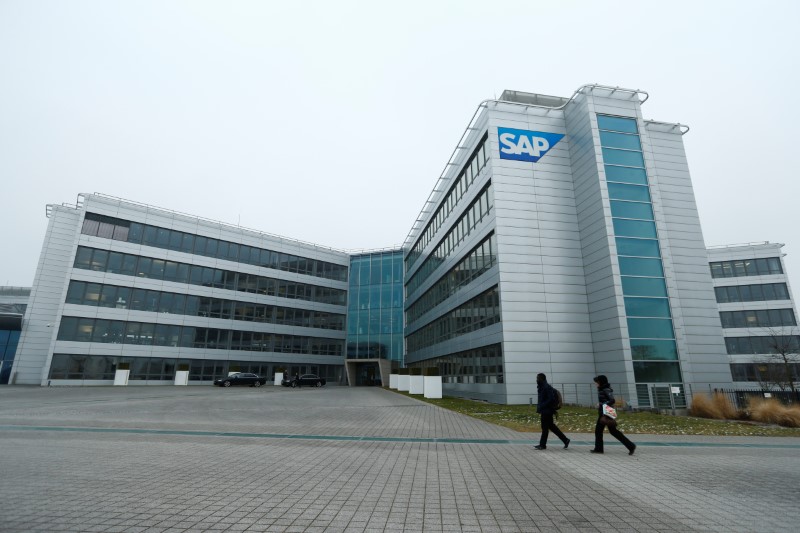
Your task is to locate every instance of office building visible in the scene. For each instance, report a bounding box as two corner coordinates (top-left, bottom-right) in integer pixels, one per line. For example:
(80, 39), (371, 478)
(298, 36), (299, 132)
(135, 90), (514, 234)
(403, 85), (733, 404)
(708, 242), (800, 384)
(12, 194), (351, 385)
(9, 84), (750, 405)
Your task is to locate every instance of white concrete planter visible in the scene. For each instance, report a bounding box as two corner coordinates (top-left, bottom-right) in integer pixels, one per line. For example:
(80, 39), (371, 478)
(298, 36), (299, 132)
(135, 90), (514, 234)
(174, 370), (189, 386)
(274, 372), (284, 386)
(397, 374), (410, 392)
(113, 369), (129, 386)
(423, 376), (442, 399)
(389, 374), (399, 389)
(409, 375), (424, 395)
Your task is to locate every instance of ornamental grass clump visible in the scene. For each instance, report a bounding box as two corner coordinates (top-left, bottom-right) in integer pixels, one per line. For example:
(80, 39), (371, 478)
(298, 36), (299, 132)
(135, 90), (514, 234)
(689, 392), (739, 420)
(747, 398), (800, 428)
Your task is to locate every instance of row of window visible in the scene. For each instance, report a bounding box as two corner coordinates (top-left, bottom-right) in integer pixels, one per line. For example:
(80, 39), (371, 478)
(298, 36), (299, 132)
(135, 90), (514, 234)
(709, 258), (783, 278)
(725, 336), (800, 355)
(730, 362), (800, 383)
(65, 281), (345, 330)
(719, 309), (797, 329)
(624, 297), (671, 318)
(82, 212), (348, 281)
(407, 233), (497, 324)
(599, 113), (682, 387)
(408, 343), (504, 384)
(348, 284), (403, 311)
(346, 338), (403, 359)
(57, 317), (344, 355)
(346, 251), (406, 363)
(406, 135), (489, 271)
(0, 330), (20, 362)
(349, 252), (403, 287)
(632, 361), (682, 383)
(74, 246), (347, 306)
(714, 283), (790, 304)
(406, 184), (494, 296)
(48, 353), (340, 382)
(407, 286), (500, 353)
(347, 309), (403, 336)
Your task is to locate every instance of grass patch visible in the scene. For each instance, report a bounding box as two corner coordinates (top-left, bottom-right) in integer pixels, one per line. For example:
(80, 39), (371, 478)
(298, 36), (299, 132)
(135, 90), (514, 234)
(389, 389), (800, 437)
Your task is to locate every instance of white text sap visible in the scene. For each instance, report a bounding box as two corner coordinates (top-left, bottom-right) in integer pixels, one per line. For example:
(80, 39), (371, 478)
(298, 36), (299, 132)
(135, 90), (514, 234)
(499, 133), (551, 157)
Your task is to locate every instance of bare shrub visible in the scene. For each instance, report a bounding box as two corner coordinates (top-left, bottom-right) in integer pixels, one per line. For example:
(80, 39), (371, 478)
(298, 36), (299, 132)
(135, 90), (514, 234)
(689, 392), (739, 420)
(748, 398), (800, 428)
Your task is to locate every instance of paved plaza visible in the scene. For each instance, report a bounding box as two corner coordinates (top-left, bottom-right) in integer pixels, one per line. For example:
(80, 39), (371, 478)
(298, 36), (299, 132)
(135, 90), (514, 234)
(1, 385), (799, 532)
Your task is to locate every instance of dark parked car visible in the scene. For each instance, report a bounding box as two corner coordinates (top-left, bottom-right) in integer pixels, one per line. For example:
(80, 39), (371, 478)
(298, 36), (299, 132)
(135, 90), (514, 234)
(281, 374), (326, 388)
(214, 373), (267, 387)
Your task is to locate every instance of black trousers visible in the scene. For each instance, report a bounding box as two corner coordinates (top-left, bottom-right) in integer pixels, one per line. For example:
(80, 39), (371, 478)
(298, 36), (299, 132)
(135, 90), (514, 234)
(540, 413), (568, 447)
(594, 415), (634, 452)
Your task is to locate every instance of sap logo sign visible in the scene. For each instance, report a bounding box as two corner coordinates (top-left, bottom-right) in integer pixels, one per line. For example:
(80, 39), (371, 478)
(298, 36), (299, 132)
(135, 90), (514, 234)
(498, 127), (565, 163)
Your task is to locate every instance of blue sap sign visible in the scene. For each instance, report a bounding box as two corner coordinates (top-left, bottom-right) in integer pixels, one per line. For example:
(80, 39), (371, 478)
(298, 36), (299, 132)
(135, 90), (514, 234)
(497, 127), (565, 163)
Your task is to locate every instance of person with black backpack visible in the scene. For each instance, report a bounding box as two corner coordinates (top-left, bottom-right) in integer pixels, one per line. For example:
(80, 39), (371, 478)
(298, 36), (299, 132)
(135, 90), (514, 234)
(534, 373), (570, 450)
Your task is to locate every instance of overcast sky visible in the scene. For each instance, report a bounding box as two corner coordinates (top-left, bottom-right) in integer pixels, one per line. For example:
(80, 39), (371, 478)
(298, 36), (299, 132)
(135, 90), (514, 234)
(1, 0), (799, 296)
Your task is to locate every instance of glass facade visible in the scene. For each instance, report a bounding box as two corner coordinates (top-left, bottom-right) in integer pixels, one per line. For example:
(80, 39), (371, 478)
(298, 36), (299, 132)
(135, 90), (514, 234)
(405, 184), (494, 296)
(0, 329), (21, 384)
(406, 135), (489, 271)
(408, 344), (503, 384)
(346, 251), (404, 363)
(714, 283), (790, 303)
(730, 362), (800, 383)
(719, 309), (797, 329)
(406, 286), (500, 352)
(710, 258), (783, 278)
(81, 212), (348, 281)
(48, 353), (341, 383)
(57, 316), (344, 355)
(65, 280), (345, 330)
(725, 335), (800, 355)
(74, 246), (346, 306)
(599, 114), (682, 383)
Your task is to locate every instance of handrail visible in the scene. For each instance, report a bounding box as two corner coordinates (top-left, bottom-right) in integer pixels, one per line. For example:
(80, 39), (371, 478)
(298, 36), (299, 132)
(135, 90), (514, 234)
(81, 192), (351, 254)
(401, 84), (650, 250)
(644, 119), (690, 135)
(707, 241), (779, 249)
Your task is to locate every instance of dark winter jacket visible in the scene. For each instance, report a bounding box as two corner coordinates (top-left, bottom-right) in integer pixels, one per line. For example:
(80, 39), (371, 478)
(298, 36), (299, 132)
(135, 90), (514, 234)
(536, 381), (557, 415)
(597, 385), (615, 415)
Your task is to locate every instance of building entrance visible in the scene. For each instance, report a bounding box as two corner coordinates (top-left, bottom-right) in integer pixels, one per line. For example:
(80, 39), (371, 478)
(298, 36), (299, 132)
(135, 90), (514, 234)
(356, 362), (381, 386)
(344, 359), (392, 387)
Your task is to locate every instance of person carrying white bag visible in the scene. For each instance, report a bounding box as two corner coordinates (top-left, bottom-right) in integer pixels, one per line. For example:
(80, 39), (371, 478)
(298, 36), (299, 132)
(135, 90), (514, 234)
(590, 375), (636, 455)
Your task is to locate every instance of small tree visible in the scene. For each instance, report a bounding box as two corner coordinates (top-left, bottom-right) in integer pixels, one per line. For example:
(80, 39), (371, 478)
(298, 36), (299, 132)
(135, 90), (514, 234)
(757, 328), (800, 399)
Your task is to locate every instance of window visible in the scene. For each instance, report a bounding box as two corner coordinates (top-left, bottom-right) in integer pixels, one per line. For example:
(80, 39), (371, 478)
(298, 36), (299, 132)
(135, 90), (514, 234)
(608, 183), (650, 202)
(610, 201), (654, 220)
(597, 115), (638, 134)
(613, 219), (658, 239)
(616, 238), (660, 258)
(605, 165), (648, 185)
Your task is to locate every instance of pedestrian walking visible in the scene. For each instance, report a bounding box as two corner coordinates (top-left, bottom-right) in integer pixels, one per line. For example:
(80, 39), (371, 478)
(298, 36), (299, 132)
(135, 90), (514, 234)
(534, 373), (570, 450)
(590, 375), (636, 455)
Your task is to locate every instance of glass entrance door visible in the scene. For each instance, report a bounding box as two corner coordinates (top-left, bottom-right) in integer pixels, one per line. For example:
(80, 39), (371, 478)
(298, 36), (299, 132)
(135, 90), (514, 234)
(356, 363), (381, 386)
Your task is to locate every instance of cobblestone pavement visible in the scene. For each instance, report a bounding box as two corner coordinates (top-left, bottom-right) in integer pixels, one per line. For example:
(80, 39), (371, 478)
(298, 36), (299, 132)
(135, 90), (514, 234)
(1, 386), (798, 532)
